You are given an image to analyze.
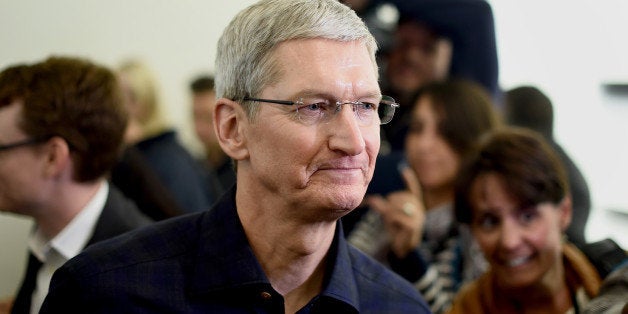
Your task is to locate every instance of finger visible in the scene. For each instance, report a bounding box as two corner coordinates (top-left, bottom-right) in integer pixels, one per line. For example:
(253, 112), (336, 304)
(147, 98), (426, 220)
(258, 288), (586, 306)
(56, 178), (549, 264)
(368, 195), (412, 227)
(367, 195), (403, 235)
(400, 165), (423, 200)
(366, 195), (389, 216)
(387, 191), (420, 215)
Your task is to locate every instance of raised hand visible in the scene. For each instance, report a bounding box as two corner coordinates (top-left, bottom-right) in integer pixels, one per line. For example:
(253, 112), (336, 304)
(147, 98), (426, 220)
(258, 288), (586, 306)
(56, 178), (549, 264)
(367, 165), (426, 257)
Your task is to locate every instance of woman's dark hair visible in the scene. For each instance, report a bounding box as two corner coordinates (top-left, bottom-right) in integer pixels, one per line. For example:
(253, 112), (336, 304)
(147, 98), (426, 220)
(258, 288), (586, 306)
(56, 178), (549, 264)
(454, 127), (569, 224)
(408, 79), (500, 159)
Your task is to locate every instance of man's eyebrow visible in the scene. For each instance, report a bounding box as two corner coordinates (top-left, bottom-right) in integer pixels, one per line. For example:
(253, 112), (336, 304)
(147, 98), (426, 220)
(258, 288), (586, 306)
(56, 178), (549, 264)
(289, 89), (382, 100)
(289, 89), (331, 99)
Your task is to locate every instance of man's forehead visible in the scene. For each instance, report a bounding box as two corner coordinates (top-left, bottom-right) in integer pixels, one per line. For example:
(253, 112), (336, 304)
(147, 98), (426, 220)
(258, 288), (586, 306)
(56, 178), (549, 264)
(269, 39), (378, 90)
(273, 39), (374, 67)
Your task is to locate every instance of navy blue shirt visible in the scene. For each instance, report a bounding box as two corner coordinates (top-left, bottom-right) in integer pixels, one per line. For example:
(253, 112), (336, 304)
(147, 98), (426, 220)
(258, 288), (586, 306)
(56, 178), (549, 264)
(41, 187), (430, 313)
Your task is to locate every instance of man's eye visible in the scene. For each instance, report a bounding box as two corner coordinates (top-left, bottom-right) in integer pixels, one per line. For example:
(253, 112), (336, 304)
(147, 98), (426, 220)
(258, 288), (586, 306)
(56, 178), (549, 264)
(307, 103), (323, 111)
(300, 101), (329, 112)
(354, 102), (377, 115)
(360, 102), (377, 111)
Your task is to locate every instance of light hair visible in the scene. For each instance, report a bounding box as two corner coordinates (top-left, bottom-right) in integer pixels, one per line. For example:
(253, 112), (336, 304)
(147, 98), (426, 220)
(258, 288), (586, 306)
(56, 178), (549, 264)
(117, 59), (170, 139)
(215, 0), (378, 118)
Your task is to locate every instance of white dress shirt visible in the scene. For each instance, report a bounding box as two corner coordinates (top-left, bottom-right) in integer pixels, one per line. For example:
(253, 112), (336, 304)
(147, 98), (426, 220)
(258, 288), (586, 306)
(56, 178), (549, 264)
(27, 181), (108, 314)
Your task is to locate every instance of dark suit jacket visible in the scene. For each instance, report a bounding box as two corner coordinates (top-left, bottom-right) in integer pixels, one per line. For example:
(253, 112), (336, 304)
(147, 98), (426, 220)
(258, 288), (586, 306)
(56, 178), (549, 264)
(132, 130), (212, 213)
(11, 184), (151, 314)
(40, 187), (430, 313)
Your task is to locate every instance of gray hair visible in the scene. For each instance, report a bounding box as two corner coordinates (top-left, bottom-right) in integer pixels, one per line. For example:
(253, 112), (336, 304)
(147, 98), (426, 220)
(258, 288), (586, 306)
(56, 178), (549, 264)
(215, 0), (378, 117)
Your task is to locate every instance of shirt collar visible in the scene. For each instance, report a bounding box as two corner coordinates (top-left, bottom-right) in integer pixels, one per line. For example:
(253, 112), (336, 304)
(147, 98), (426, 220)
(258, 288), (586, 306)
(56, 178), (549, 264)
(317, 221), (360, 311)
(190, 187), (270, 294)
(189, 187), (360, 311)
(29, 181), (108, 262)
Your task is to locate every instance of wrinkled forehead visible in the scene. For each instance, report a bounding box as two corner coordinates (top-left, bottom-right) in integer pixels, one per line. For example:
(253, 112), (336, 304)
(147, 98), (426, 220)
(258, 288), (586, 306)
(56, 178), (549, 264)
(269, 39), (380, 96)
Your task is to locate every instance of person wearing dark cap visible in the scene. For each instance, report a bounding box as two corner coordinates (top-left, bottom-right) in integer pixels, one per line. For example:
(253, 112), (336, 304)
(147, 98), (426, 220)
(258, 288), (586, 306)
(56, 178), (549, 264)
(341, 0), (500, 224)
(342, 0), (499, 152)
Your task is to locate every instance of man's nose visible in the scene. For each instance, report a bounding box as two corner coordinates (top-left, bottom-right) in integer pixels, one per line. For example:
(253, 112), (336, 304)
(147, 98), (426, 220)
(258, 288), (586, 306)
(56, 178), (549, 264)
(327, 105), (366, 156)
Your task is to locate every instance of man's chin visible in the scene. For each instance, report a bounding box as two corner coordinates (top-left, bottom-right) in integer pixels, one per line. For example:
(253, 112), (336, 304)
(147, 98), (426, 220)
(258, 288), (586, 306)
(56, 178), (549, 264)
(327, 193), (364, 215)
(323, 208), (349, 221)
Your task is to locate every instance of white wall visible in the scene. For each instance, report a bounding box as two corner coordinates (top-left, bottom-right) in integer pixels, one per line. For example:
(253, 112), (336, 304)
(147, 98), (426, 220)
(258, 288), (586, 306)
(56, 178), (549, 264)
(1, 0), (627, 298)
(0, 0), (256, 154)
(486, 0), (628, 248)
(0, 0), (257, 298)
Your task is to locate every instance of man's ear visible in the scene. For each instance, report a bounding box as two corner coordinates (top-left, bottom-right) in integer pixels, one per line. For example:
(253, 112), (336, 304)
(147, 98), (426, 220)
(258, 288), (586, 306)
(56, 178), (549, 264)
(558, 195), (573, 233)
(42, 136), (71, 178)
(214, 98), (249, 161)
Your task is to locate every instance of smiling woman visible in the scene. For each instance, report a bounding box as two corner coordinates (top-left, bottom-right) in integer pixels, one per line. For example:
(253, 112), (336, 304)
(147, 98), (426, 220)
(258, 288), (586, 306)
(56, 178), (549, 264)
(449, 127), (627, 314)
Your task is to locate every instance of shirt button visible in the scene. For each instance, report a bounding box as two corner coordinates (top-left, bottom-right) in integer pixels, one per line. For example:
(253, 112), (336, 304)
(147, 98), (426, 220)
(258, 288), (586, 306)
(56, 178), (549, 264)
(260, 291), (272, 300)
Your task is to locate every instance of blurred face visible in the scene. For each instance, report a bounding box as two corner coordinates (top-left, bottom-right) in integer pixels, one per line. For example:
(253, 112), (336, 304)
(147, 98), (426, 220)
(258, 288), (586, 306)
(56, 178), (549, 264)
(242, 39), (381, 220)
(386, 21), (451, 96)
(193, 90), (218, 148)
(405, 96), (459, 193)
(469, 173), (571, 290)
(118, 75), (143, 144)
(118, 74), (142, 120)
(0, 102), (47, 215)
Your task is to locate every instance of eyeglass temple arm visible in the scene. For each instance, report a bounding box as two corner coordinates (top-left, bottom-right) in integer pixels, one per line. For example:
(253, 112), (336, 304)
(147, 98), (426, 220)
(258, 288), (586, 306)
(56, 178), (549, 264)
(242, 97), (294, 106)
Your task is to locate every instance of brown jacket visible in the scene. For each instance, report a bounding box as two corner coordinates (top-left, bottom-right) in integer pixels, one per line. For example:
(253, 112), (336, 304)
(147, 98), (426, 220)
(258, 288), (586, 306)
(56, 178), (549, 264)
(447, 243), (602, 314)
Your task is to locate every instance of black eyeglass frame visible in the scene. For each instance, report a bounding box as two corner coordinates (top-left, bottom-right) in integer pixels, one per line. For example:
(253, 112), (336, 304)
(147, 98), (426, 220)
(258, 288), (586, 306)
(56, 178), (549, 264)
(0, 137), (50, 152)
(242, 95), (400, 125)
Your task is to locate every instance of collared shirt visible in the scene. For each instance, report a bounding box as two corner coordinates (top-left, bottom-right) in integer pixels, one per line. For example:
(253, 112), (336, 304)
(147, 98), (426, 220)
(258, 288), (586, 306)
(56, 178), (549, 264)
(190, 189), (429, 313)
(28, 181), (108, 314)
(40, 186), (430, 313)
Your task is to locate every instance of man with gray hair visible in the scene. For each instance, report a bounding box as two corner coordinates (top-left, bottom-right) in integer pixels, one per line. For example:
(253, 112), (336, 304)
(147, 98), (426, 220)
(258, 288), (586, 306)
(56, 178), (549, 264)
(40, 0), (430, 312)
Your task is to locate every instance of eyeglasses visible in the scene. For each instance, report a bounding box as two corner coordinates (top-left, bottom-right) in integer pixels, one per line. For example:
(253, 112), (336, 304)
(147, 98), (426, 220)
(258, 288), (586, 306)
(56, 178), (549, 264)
(243, 95), (399, 126)
(0, 137), (49, 152)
